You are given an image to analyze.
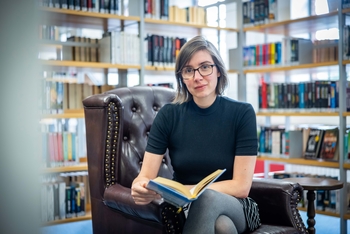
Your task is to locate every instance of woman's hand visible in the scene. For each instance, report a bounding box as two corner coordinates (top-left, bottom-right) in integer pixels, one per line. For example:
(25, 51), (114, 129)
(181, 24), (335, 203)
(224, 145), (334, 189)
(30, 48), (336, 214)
(131, 179), (162, 205)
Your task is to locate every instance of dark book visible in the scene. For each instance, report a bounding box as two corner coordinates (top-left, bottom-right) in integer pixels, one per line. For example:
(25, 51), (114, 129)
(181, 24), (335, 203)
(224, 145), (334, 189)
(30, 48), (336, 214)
(304, 128), (325, 159)
(151, 34), (159, 66)
(61, 0), (68, 9)
(319, 127), (339, 161)
(65, 186), (73, 218)
(158, 35), (164, 66)
(74, 0), (80, 10)
(81, 0), (87, 11)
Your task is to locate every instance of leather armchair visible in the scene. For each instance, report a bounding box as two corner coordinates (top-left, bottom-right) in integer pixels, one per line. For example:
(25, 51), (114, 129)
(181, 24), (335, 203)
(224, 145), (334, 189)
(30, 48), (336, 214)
(83, 86), (307, 234)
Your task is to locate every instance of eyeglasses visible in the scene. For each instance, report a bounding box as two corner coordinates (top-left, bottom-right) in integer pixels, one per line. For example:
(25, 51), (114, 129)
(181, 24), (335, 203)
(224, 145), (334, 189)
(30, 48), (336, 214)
(180, 64), (216, 80)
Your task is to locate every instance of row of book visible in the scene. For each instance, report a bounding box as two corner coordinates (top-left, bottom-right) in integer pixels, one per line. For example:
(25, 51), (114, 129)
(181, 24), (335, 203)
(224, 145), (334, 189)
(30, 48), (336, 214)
(43, 79), (115, 114)
(99, 31), (140, 65)
(272, 172), (341, 213)
(242, 0), (290, 27)
(39, 0), (121, 14)
(41, 172), (90, 222)
(258, 80), (342, 110)
(145, 34), (186, 67)
(258, 125), (347, 162)
(39, 25), (60, 41)
(313, 39), (339, 63)
(41, 119), (87, 168)
(63, 36), (100, 62)
(167, 5), (206, 25)
(243, 38), (316, 67)
(144, 0), (169, 20)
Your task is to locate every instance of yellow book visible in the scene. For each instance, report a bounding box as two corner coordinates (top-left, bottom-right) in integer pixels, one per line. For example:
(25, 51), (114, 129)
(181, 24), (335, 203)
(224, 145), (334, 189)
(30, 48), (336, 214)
(147, 169), (226, 207)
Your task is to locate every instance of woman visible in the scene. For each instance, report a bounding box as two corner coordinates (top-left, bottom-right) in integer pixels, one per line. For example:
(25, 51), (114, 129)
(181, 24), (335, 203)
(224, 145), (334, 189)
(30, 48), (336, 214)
(131, 35), (259, 234)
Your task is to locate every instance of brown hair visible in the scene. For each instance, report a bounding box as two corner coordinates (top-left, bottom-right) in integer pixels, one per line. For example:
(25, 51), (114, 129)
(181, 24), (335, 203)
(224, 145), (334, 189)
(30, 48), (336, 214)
(173, 35), (228, 104)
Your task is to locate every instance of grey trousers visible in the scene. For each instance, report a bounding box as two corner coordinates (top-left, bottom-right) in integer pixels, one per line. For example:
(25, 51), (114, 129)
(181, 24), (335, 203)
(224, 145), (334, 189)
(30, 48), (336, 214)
(183, 189), (247, 234)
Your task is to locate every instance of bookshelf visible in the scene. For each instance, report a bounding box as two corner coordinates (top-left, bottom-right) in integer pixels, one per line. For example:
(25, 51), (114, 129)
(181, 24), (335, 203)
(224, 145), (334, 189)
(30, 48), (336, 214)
(38, 0), (348, 231)
(235, 0), (348, 232)
(38, 1), (239, 227)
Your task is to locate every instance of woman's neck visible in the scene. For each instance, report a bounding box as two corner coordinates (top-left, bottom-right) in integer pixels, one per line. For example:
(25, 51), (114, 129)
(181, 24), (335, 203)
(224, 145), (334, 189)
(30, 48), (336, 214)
(193, 94), (217, 108)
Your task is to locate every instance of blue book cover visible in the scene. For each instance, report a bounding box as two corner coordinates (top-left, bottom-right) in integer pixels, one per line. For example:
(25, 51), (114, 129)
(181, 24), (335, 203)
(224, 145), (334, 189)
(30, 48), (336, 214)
(147, 169), (226, 207)
(299, 82), (305, 109)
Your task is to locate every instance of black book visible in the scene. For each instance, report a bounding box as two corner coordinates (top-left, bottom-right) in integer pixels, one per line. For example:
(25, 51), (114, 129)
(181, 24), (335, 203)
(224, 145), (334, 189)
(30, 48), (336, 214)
(304, 128), (325, 159)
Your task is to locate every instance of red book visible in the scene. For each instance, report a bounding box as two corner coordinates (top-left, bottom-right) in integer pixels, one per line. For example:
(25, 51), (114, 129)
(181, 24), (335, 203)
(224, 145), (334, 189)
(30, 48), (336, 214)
(260, 76), (267, 109)
(263, 44), (267, 65)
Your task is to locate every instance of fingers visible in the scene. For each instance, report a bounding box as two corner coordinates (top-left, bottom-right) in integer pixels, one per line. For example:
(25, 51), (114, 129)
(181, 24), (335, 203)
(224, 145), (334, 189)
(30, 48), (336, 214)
(131, 181), (161, 205)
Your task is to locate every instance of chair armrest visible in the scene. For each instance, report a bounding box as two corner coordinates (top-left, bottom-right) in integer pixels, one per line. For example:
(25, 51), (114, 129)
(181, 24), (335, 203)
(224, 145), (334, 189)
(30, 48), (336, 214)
(249, 178), (306, 230)
(104, 183), (164, 223)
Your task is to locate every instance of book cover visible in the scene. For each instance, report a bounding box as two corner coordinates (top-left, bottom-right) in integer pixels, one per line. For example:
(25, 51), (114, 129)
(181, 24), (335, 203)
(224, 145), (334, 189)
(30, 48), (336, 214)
(304, 128), (325, 159)
(319, 127), (339, 161)
(147, 169), (226, 207)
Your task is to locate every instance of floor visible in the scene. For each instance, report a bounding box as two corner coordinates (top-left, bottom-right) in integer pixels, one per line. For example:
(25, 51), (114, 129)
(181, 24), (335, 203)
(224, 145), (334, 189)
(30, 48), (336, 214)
(41, 211), (349, 234)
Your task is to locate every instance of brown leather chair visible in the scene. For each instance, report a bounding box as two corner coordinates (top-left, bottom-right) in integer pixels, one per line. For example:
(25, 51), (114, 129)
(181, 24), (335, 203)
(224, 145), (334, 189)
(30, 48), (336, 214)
(83, 86), (307, 234)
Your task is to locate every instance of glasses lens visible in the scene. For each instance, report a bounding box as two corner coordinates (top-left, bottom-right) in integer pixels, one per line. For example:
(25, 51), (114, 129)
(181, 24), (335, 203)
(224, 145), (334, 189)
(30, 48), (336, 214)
(182, 67), (194, 79)
(199, 64), (213, 76)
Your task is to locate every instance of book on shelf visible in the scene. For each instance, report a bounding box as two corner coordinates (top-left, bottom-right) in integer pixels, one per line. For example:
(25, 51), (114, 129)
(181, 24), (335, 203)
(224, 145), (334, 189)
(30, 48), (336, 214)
(319, 127), (339, 161)
(258, 80), (343, 111)
(98, 30), (140, 65)
(304, 128), (325, 160)
(145, 34), (186, 68)
(242, 0), (290, 27)
(41, 0), (121, 14)
(147, 169), (226, 207)
(345, 129), (350, 161)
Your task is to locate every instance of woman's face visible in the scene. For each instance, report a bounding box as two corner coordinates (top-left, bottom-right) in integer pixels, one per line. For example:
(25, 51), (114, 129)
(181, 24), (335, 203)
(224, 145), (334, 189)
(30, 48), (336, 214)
(182, 50), (220, 108)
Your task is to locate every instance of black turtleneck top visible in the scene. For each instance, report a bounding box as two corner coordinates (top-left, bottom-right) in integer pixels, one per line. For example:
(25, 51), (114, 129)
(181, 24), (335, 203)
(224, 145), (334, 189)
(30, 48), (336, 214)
(145, 95), (258, 185)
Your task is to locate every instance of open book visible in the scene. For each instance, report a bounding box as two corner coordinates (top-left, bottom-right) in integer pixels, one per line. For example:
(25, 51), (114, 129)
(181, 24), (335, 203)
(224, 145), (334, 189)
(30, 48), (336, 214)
(146, 169), (226, 207)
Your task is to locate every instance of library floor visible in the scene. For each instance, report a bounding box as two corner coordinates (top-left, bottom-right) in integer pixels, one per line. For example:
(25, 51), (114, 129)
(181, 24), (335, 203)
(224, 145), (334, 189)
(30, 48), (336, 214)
(41, 211), (350, 234)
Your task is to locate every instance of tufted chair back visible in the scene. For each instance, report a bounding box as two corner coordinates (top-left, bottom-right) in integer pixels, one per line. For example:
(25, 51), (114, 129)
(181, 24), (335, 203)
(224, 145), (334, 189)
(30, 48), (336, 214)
(83, 86), (176, 234)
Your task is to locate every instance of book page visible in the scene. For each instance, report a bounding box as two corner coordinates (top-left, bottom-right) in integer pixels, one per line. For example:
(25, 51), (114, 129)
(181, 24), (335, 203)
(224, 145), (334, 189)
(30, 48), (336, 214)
(152, 177), (193, 198)
(192, 169), (226, 196)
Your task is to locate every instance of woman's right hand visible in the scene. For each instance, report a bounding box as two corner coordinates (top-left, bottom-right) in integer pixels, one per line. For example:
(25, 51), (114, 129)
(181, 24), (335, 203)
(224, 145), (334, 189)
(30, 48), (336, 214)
(131, 179), (161, 205)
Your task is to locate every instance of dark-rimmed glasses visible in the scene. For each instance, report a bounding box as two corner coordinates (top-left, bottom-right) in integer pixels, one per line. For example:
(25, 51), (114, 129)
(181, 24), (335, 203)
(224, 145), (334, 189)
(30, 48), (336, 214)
(180, 64), (216, 80)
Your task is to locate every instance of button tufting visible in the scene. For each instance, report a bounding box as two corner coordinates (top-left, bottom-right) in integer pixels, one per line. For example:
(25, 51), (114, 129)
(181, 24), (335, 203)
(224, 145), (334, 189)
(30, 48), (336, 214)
(132, 107), (137, 112)
(153, 106), (157, 111)
(123, 136), (128, 140)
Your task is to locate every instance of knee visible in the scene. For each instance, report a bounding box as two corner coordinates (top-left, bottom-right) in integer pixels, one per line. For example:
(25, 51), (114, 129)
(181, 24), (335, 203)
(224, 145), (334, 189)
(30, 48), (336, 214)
(215, 215), (238, 234)
(197, 189), (218, 201)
